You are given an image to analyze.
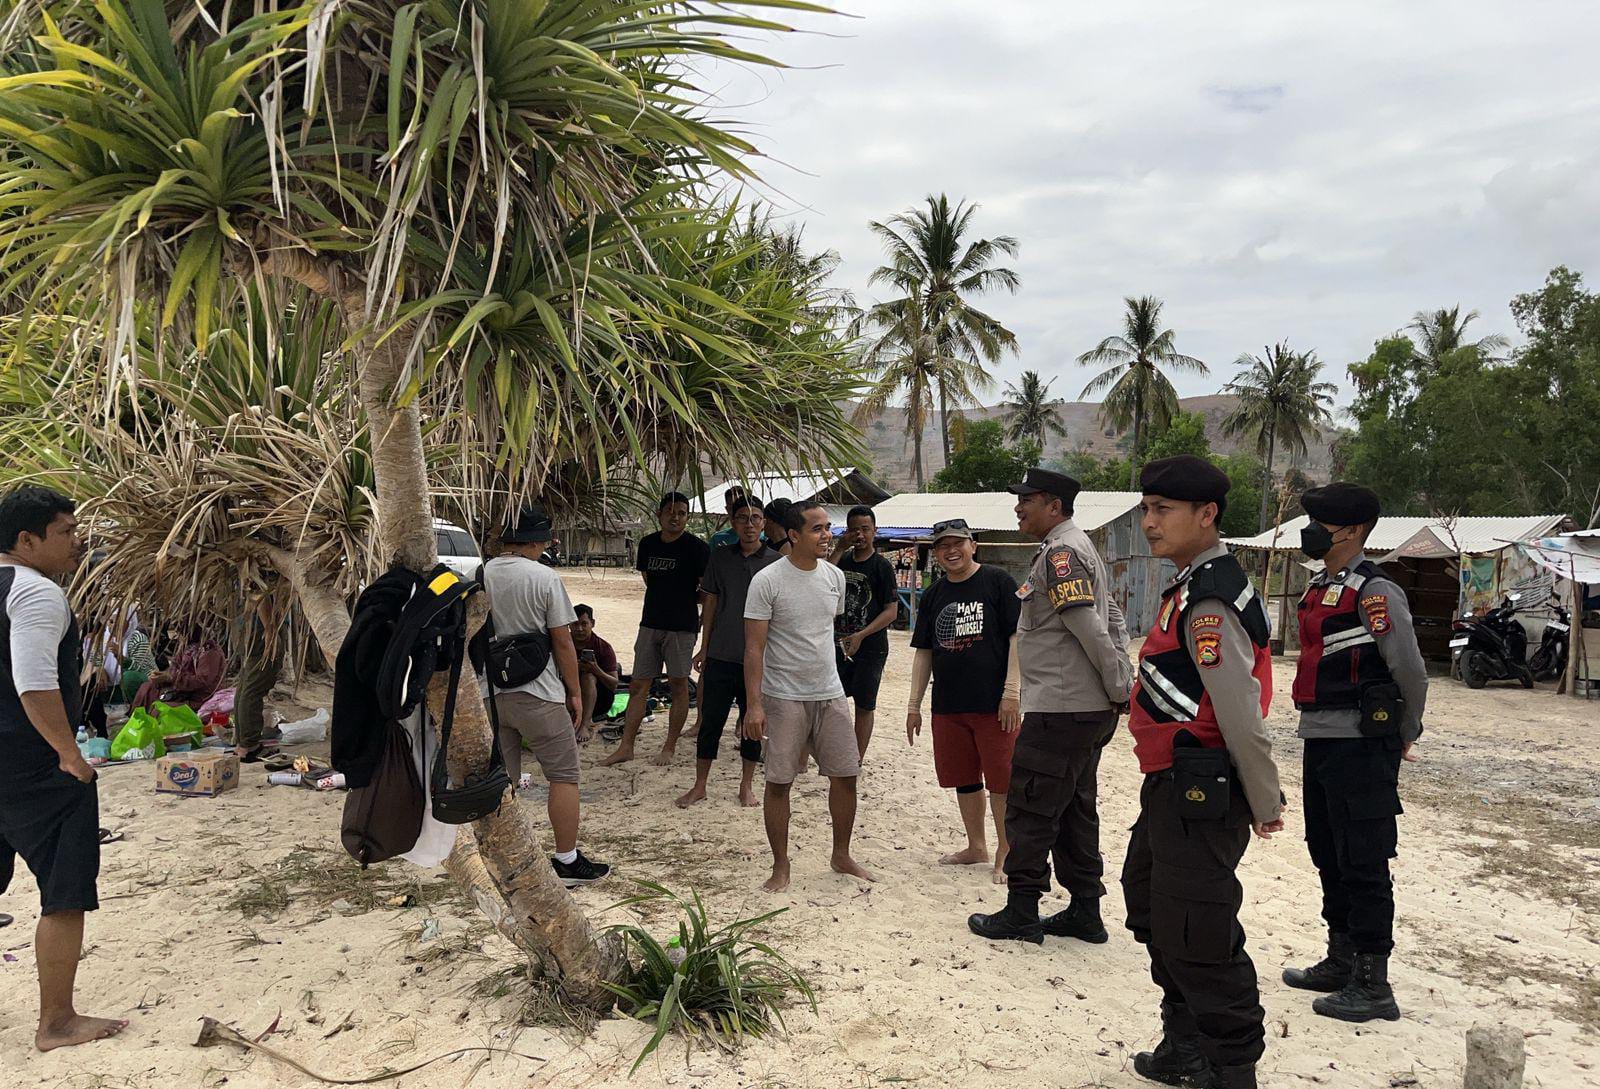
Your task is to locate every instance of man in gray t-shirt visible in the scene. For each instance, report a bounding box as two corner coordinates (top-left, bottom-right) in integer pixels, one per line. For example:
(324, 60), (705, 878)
(743, 502), (872, 893)
(483, 508), (608, 887)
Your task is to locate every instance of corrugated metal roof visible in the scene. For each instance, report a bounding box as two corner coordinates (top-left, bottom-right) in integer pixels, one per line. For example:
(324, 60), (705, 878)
(871, 491), (1143, 534)
(692, 469), (884, 513)
(1225, 514), (1568, 555)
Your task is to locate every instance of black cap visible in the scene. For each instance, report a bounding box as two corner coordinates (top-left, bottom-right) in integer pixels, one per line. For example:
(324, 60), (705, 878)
(1301, 483), (1380, 527)
(502, 506), (553, 543)
(1007, 468), (1081, 505)
(1140, 455), (1231, 512)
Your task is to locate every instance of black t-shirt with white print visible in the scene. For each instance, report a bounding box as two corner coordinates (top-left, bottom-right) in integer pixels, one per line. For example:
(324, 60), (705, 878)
(910, 564), (1020, 715)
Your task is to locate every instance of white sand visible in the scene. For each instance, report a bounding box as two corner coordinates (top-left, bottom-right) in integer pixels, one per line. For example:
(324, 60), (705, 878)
(3, 564), (1597, 1088)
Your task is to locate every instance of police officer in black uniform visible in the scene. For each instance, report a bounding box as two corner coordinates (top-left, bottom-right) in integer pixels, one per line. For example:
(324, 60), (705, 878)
(1282, 483), (1427, 1023)
(1123, 457), (1283, 1089)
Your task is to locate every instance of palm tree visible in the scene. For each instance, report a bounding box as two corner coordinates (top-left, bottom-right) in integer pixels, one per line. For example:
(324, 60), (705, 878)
(1077, 297), (1208, 487)
(1222, 343), (1338, 529)
(852, 297), (972, 489)
(1407, 306), (1510, 370)
(868, 195), (1020, 467)
(0, 0), (854, 1009)
(1002, 370), (1069, 450)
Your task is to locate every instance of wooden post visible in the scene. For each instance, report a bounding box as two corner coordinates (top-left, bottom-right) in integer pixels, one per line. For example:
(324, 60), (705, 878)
(1567, 572), (1584, 699)
(1463, 1023), (1524, 1089)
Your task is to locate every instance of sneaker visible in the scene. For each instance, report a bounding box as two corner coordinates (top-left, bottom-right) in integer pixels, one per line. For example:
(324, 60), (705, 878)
(551, 850), (611, 887)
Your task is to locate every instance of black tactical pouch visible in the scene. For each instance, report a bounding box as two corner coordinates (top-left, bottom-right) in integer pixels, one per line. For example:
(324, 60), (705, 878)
(1358, 682), (1403, 738)
(1170, 730), (1231, 821)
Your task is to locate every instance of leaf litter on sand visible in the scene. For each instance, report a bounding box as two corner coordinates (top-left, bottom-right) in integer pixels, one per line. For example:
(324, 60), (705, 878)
(226, 845), (465, 919)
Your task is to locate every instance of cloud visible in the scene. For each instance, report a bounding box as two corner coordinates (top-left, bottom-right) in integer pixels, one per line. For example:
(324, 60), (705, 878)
(704, 1), (1600, 405)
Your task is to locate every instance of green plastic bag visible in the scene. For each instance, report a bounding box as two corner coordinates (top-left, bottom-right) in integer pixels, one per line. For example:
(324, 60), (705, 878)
(110, 708), (167, 760)
(152, 701), (204, 749)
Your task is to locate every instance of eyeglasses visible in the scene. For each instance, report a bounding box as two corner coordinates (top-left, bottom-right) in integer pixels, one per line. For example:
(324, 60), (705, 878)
(930, 518), (971, 536)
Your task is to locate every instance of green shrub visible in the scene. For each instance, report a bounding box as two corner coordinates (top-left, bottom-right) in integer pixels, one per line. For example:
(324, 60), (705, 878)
(601, 881), (816, 1074)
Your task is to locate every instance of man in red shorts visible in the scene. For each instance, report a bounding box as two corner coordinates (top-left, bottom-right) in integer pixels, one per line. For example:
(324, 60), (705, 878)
(905, 519), (1022, 885)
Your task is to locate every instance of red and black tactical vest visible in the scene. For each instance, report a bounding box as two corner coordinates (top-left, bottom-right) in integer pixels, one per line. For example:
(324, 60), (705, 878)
(1129, 552), (1273, 773)
(1292, 559), (1396, 710)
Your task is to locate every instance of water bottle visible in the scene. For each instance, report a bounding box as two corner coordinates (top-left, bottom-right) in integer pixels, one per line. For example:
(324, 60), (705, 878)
(76, 725), (89, 744)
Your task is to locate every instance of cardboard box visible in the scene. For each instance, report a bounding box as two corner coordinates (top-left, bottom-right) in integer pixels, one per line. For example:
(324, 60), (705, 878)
(155, 751), (240, 797)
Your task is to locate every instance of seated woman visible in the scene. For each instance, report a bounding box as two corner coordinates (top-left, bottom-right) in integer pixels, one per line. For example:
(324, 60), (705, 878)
(133, 628), (225, 712)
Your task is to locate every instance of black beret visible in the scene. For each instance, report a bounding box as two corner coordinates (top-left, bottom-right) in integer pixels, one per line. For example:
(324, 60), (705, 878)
(1006, 467), (1082, 506)
(1301, 483), (1380, 526)
(1139, 455), (1231, 508)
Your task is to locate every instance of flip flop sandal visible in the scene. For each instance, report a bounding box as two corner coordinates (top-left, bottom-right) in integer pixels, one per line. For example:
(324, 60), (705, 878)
(0, 913), (13, 928)
(262, 754), (295, 772)
(98, 828), (124, 845)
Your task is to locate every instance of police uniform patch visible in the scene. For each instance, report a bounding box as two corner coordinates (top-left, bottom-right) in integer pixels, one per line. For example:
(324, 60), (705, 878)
(1190, 613), (1223, 631)
(1050, 549), (1073, 578)
(1158, 597), (1177, 631)
(1195, 631), (1222, 668)
(1047, 577), (1094, 609)
(1322, 585), (1343, 606)
(1361, 594), (1392, 635)
(1016, 580), (1033, 600)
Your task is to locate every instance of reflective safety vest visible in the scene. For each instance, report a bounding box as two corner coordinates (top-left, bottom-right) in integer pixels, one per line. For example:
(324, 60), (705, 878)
(1292, 560), (1395, 710)
(1129, 552), (1272, 772)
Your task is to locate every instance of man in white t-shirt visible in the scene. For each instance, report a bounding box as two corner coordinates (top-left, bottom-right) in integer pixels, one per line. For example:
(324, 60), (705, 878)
(483, 508), (609, 887)
(1, 485), (129, 1051)
(743, 502), (874, 893)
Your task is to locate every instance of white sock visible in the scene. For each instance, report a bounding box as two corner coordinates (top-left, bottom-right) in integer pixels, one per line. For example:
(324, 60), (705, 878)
(554, 849), (579, 865)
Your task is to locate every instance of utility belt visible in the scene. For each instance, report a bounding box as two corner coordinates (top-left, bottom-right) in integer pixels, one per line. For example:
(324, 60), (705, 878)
(1295, 682), (1403, 739)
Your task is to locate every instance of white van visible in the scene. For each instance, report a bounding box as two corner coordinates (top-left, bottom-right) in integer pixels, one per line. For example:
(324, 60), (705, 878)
(434, 521), (482, 580)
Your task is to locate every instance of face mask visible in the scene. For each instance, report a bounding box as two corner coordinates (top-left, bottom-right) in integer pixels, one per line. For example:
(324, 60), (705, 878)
(1300, 523), (1334, 560)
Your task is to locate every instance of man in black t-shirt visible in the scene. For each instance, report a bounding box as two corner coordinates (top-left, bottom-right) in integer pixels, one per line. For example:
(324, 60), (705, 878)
(832, 505), (900, 759)
(906, 519), (1022, 885)
(600, 492), (709, 767)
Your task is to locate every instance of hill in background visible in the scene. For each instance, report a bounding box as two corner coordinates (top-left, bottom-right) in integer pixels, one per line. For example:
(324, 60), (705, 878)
(854, 394), (1338, 490)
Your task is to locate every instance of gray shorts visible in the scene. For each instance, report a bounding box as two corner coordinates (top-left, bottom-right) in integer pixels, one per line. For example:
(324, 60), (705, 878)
(633, 627), (695, 680)
(763, 696), (860, 784)
(492, 692), (580, 784)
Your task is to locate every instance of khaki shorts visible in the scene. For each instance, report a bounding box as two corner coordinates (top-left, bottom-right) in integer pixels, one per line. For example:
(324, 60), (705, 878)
(492, 692), (580, 784)
(763, 696), (859, 784)
(633, 627), (696, 680)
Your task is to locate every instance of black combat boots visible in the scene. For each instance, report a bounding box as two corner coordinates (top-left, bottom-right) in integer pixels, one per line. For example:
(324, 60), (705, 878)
(1042, 896), (1110, 943)
(967, 892), (1044, 944)
(1282, 932), (1354, 992)
(1131, 1003), (1212, 1087)
(1312, 952), (1401, 1022)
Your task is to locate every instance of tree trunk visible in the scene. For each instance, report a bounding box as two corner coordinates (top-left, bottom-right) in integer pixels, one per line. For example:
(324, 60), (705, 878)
(937, 381), (950, 470)
(261, 545), (352, 655)
(443, 830), (543, 960)
(912, 424), (925, 490)
(1258, 425), (1277, 532)
(1128, 411), (1142, 490)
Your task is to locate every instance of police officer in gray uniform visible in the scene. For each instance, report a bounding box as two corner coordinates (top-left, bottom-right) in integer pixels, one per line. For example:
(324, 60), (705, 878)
(1283, 483), (1427, 1023)
(968, 469), (1132, 945)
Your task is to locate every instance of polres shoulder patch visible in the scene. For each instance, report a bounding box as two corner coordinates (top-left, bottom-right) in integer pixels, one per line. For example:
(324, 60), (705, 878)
(1194, 630), (1222, 668)
(1361, 594), (1392, 635)
(1049, 549), (1073, 579)
(1190, 613), (1223, 632)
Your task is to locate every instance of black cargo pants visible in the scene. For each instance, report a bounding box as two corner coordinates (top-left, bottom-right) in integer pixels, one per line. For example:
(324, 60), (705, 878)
(1122, 771), (1265, 1069)
(1003, 710), (1118, 901)
(1303, 736), (1403, 955)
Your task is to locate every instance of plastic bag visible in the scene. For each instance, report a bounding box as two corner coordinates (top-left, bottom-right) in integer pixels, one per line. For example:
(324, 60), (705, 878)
(197, 687), (236, 718)
(152, 701), (205, 749)
(110, 708), (167, 761)
(278, 707), (329, 745)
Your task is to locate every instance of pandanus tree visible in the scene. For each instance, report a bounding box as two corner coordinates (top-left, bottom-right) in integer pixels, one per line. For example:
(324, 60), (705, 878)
(0, 0), (853, 1008)
(867, 195), (1019, 468)
(1222, 342), (1337, 529)
(1077, 296), (1207, 487)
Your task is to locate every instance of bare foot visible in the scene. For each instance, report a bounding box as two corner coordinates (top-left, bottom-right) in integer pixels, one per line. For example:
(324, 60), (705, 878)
(991, 866), (1008, 885)
(675, 785), (707, 809)
(598, 747), (634, 768)
(649, 748), (675, 767)
(939, 846), (990, 866)
(36, 1014), (129, 1052)
(761, 865), (791, 893)
(575, 726), (594, 745)
(830, 853), (876, 883)
(738, 785), (760, 808)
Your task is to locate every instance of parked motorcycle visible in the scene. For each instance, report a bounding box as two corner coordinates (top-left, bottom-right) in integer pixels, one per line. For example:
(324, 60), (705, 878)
(1450, 593), (1534, 689)
(1527, 599), (1571, 682)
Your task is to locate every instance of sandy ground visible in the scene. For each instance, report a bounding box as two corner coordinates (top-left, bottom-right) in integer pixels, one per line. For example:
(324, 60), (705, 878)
(3, 564), (1598, 1089)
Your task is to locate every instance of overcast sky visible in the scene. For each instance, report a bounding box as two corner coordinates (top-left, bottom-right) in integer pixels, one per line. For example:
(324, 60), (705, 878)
(704, 0), (1600, 407)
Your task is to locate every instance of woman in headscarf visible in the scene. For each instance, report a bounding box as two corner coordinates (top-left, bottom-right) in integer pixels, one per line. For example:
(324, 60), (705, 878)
(133, 626), (225, 711)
